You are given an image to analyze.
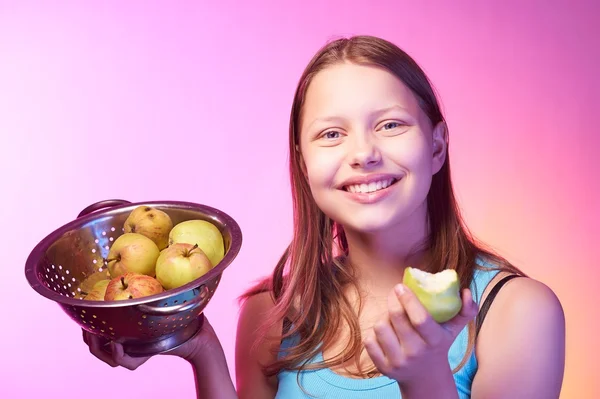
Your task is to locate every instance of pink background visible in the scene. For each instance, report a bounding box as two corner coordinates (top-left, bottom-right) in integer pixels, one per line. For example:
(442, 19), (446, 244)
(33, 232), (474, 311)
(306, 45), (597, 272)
(2, 1), (598, 397)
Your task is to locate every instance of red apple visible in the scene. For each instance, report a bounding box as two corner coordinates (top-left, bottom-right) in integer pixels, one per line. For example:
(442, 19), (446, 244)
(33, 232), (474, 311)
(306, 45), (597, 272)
(155, 243), (213, 290)
(104, 273), (164, 301)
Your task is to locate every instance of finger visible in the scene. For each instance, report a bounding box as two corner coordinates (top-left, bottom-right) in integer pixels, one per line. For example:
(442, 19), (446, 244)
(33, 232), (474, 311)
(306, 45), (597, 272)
(443, 288), (478, 336)
(388, 285), (427, 350)
(111, 342), (150, 371)
(394, 284), (442, 346)
(363, 329), (388, 372)
(372, 320), (404, 366)
(88, 333), (119, 367)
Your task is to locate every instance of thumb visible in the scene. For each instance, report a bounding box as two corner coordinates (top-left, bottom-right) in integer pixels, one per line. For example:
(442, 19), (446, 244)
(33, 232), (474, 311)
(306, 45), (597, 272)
(443, 288), (478, 336)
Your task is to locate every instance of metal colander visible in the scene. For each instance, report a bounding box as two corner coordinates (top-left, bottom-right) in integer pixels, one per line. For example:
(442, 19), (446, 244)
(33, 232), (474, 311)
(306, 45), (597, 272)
(25, 199), (242, 357)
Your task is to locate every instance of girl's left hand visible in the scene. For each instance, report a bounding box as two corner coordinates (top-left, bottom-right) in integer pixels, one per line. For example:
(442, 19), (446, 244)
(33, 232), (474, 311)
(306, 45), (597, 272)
(363, 283), (478, 384)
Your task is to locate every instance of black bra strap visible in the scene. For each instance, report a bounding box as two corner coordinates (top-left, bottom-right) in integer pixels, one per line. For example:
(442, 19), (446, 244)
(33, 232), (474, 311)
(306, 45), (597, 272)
(475, 274), (521, 337)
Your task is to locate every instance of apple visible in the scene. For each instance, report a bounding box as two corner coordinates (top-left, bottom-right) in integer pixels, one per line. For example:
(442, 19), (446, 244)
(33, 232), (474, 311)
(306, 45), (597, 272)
(155, 243), (213, 290)
(84, 280), (110, 301)
(123, 206), (173, 250)
(402, 267), (462, 323)
(168, 220), (224, 267)
(106, 233), (160, 278)
(104, 273), (164, 301)
(78, 270), (110, 294)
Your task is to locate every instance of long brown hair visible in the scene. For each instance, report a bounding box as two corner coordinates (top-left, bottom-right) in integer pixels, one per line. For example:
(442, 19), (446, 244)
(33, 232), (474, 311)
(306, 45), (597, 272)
(240, 35), (523, 378)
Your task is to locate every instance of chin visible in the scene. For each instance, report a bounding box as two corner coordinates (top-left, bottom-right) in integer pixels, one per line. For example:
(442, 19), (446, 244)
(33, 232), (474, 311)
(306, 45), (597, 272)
(328, 207), (402, 235)
(321, 196), (428, 237)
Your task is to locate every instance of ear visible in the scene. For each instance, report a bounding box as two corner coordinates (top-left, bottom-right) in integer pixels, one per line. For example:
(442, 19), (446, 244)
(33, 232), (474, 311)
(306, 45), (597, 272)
(431, 121), (448, 175)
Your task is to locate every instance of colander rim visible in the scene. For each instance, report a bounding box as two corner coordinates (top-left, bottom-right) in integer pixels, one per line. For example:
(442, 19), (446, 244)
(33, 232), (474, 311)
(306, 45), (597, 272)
(24, 200), (243, 308)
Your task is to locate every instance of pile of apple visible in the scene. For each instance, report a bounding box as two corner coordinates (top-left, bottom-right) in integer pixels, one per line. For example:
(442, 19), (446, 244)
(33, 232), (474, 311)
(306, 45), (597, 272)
(77, 205), (225, 302)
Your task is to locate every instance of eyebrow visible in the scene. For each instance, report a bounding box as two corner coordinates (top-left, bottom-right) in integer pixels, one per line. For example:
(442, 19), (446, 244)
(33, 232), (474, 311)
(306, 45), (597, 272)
(305, 104), (410, 131)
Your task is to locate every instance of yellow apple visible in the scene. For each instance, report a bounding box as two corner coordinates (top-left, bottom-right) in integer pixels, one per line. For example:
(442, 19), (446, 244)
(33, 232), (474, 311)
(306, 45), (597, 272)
(104, 273), (164, 301)
(84, 280), (110, 301)
(402, 267), (462, 323)
(156, 243), (213, 290)
(168, 220), (224, 267)
(123, 206), (173, 250)
(78, 270), (110, 294)
(106, 233), (160, 278)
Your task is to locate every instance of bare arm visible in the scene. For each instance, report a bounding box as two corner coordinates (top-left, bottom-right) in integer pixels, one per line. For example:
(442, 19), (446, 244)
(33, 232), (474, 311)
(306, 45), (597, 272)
(235, 291), (282, 399)
(189, 342), (238, 399)
(471, 277), (566, 398)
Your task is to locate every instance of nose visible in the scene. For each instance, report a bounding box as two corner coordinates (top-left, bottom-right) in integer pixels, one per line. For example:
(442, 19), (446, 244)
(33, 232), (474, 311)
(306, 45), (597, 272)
(349, 134), (382, 169)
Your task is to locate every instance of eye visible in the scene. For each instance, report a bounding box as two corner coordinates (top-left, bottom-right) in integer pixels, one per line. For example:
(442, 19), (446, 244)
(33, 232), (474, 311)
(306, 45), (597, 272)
(321, 130), (342, 140)
(381, 121), (403, 130)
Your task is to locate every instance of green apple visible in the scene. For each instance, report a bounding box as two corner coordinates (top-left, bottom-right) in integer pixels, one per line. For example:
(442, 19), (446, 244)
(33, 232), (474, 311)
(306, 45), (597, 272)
(84, 280), (110, 301)
(106, 233), (160, 278)
(104, 273), (164, 301)
(124, 206), (173, 250)
(402, 267), (462, 323)
(168, 220), (224, 267)
(155, 243), (213, 290)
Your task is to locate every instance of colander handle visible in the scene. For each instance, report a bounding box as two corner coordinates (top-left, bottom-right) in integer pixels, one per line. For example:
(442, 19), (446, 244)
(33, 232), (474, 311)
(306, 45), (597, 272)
(78, 199), (132, 218)
(137, 284), (210, 316)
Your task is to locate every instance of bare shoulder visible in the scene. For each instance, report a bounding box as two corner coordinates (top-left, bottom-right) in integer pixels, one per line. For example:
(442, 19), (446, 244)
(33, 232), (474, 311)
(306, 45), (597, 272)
(472, 273), (566, 398)
(479, 270), (563, 311)
(479, 271), (564, 329)
(235, 290), (281, 399)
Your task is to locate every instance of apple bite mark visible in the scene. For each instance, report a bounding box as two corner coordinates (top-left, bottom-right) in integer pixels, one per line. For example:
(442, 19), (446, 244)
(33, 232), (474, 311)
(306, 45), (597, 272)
(402, 267), (462, 323)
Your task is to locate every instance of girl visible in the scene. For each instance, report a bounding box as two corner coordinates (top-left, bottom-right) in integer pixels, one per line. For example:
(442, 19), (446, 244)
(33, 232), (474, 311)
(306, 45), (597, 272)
(85, 35), (566, 398)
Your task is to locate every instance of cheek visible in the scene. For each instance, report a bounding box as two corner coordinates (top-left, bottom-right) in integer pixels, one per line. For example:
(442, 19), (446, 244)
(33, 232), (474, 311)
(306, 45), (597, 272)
(387, 136), (433, 173)
(303, 150), (340, 187)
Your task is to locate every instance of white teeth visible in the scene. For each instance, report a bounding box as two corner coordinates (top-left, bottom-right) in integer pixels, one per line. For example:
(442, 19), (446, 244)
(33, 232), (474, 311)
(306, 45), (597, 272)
(346, 178), (395, 194)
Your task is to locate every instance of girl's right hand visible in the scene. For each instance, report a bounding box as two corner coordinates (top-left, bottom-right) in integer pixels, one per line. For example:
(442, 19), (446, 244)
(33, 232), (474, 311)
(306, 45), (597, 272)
(83, 315), (222, 370)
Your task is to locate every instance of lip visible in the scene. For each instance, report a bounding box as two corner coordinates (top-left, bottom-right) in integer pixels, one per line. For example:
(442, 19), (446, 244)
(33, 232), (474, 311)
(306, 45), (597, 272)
(338, 173), (401, 188)
(338, 174), (401, 204)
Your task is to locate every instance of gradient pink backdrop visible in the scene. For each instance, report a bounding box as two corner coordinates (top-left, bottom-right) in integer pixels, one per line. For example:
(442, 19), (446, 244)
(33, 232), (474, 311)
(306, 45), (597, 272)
(1, 1), (598, 397)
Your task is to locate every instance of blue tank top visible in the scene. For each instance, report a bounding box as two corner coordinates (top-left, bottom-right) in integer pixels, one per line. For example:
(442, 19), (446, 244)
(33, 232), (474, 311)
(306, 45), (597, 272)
(275, 258), (500, 399)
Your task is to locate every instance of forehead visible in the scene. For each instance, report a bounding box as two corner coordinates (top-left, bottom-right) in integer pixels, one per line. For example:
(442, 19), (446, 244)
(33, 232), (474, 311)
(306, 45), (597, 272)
(301, 63), (422, 126)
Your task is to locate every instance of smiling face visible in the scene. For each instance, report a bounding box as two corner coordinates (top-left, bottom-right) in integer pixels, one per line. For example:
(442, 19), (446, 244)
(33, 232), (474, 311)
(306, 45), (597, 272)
(298, 62), (447, 235)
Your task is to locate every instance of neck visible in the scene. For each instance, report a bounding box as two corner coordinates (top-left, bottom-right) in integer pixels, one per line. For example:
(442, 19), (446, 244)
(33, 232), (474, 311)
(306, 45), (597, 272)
(343, 203), (430, 295)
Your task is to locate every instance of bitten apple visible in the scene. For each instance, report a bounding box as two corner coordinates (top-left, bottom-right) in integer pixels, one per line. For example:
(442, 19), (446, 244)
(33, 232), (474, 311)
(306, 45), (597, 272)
(106, 233), (160, 278)
(104, 273), (164, 301)
(123, 206), (173, 250)
(402, 267), (462, 323)
(155, 243), (212, 290)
